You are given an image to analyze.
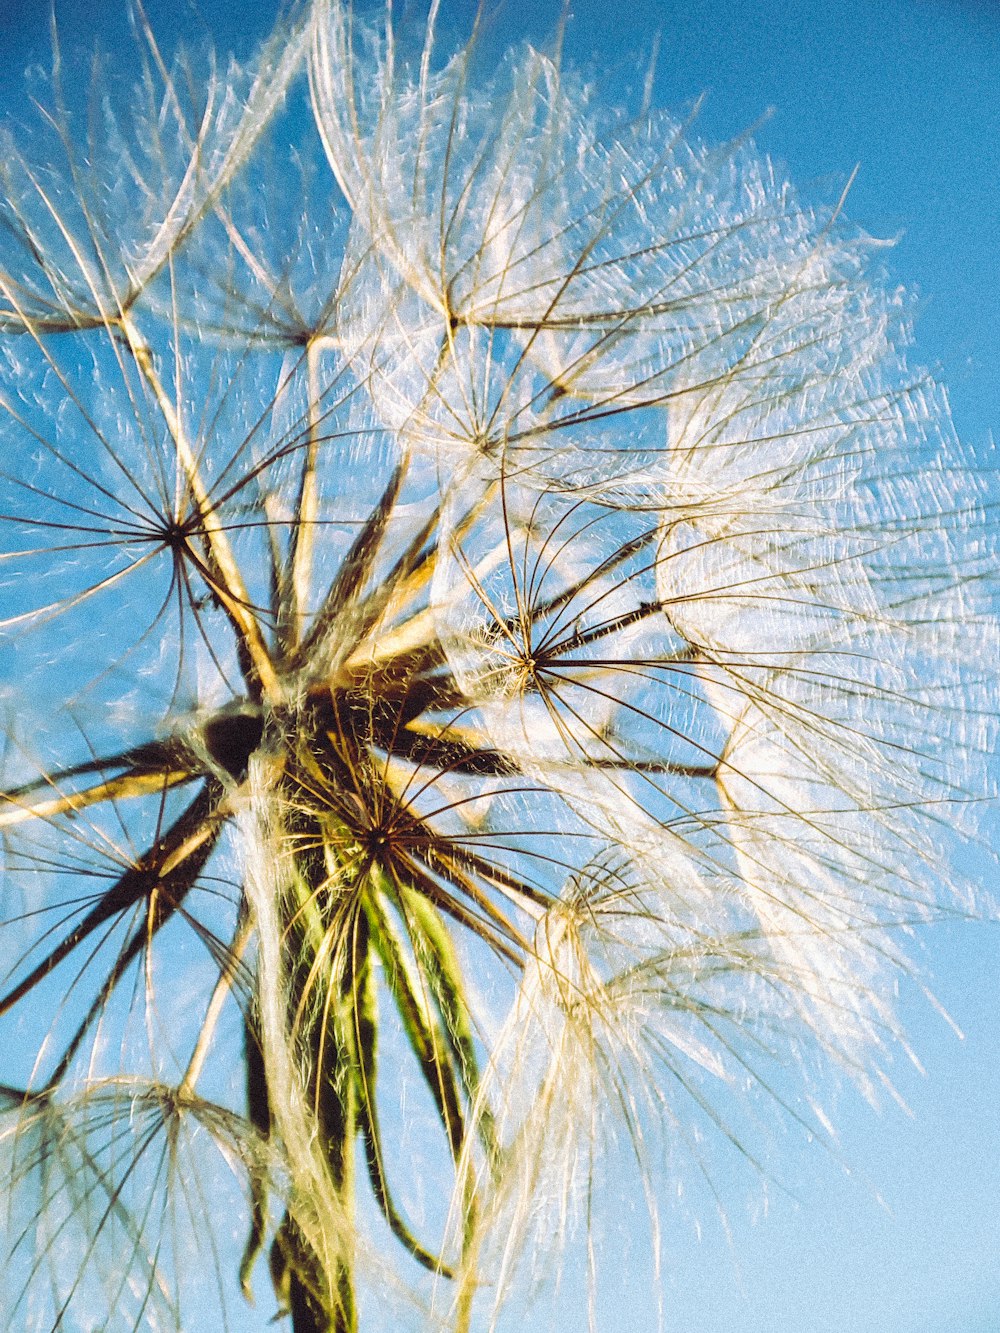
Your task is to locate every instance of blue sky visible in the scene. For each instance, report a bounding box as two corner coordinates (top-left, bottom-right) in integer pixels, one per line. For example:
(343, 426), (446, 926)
(1, 1), (998, 1330)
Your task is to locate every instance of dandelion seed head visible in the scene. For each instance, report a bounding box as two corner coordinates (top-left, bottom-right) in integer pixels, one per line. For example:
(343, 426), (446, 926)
(0, 0), (996, 1328)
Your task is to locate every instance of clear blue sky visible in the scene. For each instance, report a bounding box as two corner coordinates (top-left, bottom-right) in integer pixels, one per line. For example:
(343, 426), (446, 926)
(1, 1), (998, 1330)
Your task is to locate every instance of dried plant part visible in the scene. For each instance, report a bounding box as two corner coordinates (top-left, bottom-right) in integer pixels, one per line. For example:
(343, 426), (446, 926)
(0, 2), (995, 1331)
